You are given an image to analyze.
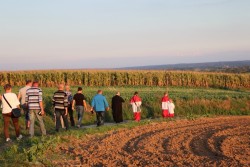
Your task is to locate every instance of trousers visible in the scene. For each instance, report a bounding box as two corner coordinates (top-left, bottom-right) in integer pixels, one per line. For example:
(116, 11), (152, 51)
(2, 112), (20, 139)
(76, 106), (84, 126)
(68, 104), (75, 126)
(29, 110), (46, 137)
(96, 111), (105, 126)
(55, 109), (69, 131)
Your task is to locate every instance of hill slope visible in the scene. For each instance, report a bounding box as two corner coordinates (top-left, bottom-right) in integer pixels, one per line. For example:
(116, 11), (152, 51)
(121, 60), (250, 72)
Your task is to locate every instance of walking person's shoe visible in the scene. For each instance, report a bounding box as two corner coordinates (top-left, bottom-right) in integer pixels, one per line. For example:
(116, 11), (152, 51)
(6, 138), (12, 142)
(17, 135), (23, 141)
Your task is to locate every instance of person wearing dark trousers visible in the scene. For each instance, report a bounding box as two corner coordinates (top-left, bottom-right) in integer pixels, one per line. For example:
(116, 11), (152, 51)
(52, 84), (69, 132)
(65, 85), (75, 127)
(111, 92), (125, 123)
(91, 90), (109, 127)
(96, 112), (105, 126)
(72, 87), (87, 128)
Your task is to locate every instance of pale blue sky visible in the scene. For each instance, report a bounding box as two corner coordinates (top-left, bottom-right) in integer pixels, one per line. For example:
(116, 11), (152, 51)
(0, 0), (249, 70)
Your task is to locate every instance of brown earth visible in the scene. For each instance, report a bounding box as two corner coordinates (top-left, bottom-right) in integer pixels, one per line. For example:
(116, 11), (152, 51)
(52, 116), (250, 166)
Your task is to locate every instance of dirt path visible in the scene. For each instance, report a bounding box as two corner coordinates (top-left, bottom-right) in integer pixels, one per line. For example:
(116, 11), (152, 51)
(53, 116), (250, 166)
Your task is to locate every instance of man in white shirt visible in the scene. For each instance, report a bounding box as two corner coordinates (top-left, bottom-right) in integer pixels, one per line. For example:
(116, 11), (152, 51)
(18, 80), (32, 129)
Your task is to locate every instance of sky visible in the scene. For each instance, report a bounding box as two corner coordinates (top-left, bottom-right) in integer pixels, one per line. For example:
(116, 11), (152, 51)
(0, 0), (250, 70)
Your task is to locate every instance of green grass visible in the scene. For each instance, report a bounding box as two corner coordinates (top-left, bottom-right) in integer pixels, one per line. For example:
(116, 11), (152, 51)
(0, 86), (249, 166)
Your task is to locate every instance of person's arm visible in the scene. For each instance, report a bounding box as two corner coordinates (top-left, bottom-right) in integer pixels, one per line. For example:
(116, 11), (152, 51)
(91, 98), (95, 111)
(25, 92), (28, 107)
(52, 94), (56, 114)
(120, 97), (125, 103)
(15, 94), (20, 108)
(138, 96), (142, 106)
(83, 100), (87, 111)
(64, 93), (68, 115)
(65, 107), (68, 116)
(104, 97), (109, 111)
(39, 89), (45, 115)
(72, 100), (75, 110)
(52, 94), (55, 108)
(130, 96), (134, 105)
(39, 101), (45, 115)
(17, 91), (21, 101)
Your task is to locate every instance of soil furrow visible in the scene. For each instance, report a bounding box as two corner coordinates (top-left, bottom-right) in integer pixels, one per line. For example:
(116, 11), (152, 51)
(51, 116), (250, 166)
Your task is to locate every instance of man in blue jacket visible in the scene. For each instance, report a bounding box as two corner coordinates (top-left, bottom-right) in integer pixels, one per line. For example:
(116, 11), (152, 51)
(91, 90), (109, 127)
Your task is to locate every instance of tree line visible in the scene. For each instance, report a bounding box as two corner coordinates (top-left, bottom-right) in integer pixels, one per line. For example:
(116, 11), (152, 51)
(0, 70), (249, 89)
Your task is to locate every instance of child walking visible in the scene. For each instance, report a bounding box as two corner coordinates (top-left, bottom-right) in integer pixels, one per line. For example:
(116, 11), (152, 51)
(168, 99), (175, 117)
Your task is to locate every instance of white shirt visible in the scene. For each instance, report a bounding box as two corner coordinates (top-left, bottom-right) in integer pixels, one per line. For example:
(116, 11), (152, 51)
(131, 102), (142, 113)
(162, 101), (168, 110)
(19, 85), (31, 105)
(168, 102), (175, 114)
(1, 93), (20, 114)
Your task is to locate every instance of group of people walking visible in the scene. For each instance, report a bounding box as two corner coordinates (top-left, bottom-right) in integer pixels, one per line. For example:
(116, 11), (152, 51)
(0, 80), (46, 142)
(0, 80), (175, 142)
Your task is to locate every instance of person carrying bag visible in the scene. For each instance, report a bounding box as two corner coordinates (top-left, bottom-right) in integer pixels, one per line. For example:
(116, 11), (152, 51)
(3, 95), (21, 118)
(1, 84), (22, 142)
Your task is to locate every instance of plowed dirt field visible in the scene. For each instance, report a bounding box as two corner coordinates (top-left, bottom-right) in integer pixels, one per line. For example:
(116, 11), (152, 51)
(53, 116), (250, 166)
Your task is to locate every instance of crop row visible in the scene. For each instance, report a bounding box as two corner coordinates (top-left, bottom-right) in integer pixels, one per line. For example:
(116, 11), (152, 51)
(0, 70), (249, 88)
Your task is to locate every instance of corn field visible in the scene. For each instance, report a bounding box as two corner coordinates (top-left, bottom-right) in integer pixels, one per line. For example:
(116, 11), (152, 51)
(0, 70), (249, 89)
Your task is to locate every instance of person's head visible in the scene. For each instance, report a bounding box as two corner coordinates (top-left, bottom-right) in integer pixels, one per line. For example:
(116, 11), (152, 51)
(26, 80), (32, 86)
(116, 91), (120, 96)
(169, 99), (173, 103)
(134, 91), (138, 96)
(164, 92), (168, 96)
(97, 90), (103, 94)
(58, 83), (64, 90)
(65, 84), (70, 91)
(32, 81), (39, 87)
(4, 84), (12, 92)
(78, 87), (82, 92)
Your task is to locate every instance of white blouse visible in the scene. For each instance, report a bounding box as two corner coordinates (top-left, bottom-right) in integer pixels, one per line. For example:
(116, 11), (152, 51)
(1, 93), (20, 114)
